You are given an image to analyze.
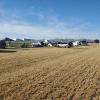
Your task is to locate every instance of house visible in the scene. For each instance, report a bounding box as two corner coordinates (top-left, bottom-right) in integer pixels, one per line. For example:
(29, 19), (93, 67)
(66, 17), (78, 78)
(73, 41), (80, 46)
(4, 37), (14, 41)
(48, 43), (53, 47)
(32, 42), (43, 47)
(80, 40), (88, 46)
(57, 43), (68, 48)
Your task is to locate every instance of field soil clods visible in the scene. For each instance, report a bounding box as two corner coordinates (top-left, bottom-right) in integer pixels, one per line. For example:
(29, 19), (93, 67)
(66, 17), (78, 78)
(0, 46), (100, 100)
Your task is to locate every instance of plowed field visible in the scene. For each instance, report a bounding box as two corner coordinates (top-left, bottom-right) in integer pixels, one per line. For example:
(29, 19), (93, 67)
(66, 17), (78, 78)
(0, 46), (100, 100)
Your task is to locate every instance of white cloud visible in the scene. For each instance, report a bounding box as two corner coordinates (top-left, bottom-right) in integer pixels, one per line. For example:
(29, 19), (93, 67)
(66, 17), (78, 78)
(0, 20), (99, 39)
(0, 5), (99, 39)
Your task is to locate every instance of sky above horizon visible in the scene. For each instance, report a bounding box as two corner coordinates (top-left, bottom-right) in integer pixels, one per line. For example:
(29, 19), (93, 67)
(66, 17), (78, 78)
(0, 0), (100, 39)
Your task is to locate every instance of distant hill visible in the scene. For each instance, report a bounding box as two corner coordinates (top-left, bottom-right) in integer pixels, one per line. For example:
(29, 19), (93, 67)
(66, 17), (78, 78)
(1, 37), (94, 43)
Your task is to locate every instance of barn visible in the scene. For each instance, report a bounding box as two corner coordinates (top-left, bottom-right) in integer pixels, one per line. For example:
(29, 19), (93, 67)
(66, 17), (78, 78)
(0, 37), (14, 49)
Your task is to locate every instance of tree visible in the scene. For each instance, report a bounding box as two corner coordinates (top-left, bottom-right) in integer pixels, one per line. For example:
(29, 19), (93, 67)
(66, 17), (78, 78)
(41, 41), (48, 47)
(94, 39), (99, 43)
(41, 41), (45, 46)
(21, 42), (31, 48)
(68, 42), (73, 48)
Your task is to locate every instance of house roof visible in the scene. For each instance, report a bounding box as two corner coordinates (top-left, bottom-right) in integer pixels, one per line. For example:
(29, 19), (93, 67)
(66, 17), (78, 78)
(4, 37), (14, 41)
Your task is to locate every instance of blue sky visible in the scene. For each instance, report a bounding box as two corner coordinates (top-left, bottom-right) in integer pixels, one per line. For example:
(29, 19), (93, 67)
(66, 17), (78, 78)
(0, 0), (100, 39)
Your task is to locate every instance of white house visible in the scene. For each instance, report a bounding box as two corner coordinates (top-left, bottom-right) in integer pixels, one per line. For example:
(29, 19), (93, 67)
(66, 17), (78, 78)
(32, 42), (42, 47)
(57, 44), (68, 48)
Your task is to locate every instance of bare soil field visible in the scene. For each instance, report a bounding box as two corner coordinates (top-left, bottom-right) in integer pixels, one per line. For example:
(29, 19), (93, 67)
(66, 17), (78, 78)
(0, 46), (100, 100)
